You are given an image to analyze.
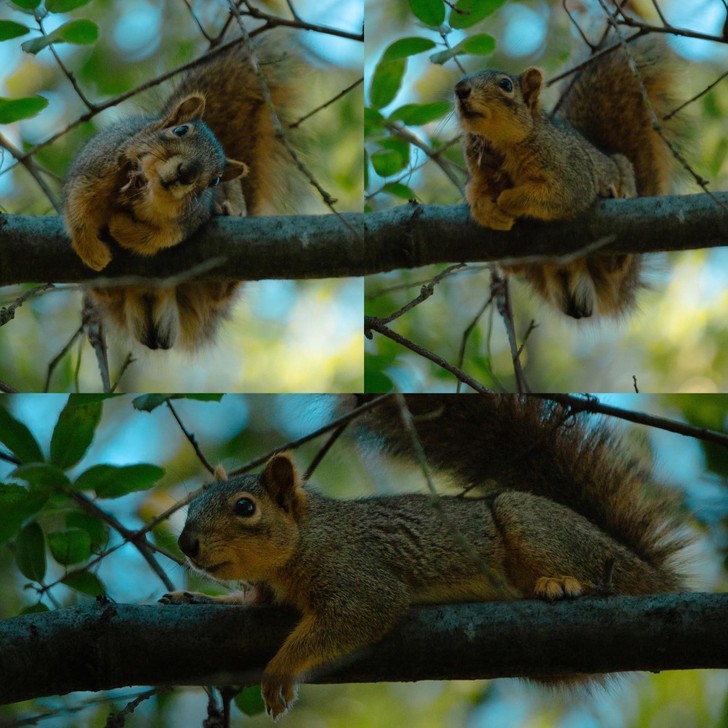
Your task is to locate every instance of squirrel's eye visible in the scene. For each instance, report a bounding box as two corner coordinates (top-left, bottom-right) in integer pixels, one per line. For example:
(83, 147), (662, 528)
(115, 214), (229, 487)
(172, 125), (190, 137)
(498, 78), (513, 93)
(233, 497), (256, 517)
(210, 176), (221, 188)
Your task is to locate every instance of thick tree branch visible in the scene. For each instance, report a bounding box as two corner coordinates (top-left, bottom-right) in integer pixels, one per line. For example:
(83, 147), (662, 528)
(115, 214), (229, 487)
(1, 593), (726, 705)
(1, 193), (726, 285)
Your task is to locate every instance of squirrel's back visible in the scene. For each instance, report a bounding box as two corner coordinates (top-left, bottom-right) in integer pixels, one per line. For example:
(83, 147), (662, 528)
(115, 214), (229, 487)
(355, 395), (690, 589)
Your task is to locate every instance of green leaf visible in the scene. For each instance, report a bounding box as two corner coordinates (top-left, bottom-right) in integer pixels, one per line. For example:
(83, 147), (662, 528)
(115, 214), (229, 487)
(235, 686), (266, 717)
(0, 483), (30, 505)
(389, 100), (452, 125)
(364, 354), (396, 392)
(382, 37), (436, 62)
(0, 95), (48, 123)
(449, 0), (506, 29)
(382, 182), (415, 200)
(16, 522), (46, 582)
(408, 0), (445, 26)
(66, 511), (108, 551)
(457, 33), (496, 56)
(11, 0), (41, 9)
(50, 395), (103, 469)
(369, 37), (436, 110)
(62, 570), (104, 596)
(0, 486), (48, 546)
(48, 528), (92, 565)
(21, 18), (98, 54)
(364, 106), (385, 136)
(369, 58), (406, 110)
(20, 35), (53, 54)
(370, 139), (410, 177)
(371, 149), (404, 178)
(0, 405), (44, 463)
(46, 0), (93, 11)
(430, 34), (496, 64)
(132, 394), (173, 412)
(74, 463), (165, 499)
(0, 20), (30, 40)
(20, 603), (50, 615)
(10, 462), (71, 492)
(52, 18), (98, 44)
(131, 393), (222, 412)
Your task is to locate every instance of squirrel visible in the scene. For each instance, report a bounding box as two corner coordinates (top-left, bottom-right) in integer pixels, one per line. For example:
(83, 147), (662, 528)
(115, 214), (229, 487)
(455, 39), (679, 319)
(63, 37), (299, 349)
(161, 394), (690, 718)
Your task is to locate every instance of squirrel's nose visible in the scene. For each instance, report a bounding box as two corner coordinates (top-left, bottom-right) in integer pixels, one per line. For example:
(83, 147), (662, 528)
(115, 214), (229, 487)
(455, 81), (471, 100)
(178, 527), (200, 558)
(177, 160), (201, 185)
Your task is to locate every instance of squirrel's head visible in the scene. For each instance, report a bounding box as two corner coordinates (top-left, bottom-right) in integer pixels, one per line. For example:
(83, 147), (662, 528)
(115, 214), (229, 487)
(177, 453), (306, 583)
(455, 67), (543, 145)
(125, 94), (248, 203)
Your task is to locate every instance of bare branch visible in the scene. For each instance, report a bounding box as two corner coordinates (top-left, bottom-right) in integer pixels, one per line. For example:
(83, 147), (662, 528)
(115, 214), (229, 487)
(1, 594), (726, 705)
(2, 193), (727, 285)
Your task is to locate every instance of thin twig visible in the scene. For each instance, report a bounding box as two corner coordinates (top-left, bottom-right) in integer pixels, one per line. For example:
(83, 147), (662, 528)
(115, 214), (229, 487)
(44, 325), (84, 393)
(384, 120), (465, 194)
(239, 0), (363, 41)
(63, 489), (177, 591)
(0, 135), (61, 213)
(110, 353), (135, 394)
(491, 271), (530, 394)
(166, 401), (215, 474)
(455, 291), (495, 393)
(536, 394), (728, 449)
(289, 77), (363, 129)
(302, 421), (349, 482)
(380, 263), (466, 324)
(0, 283), (55, 327)
(664, 68), (728, 121)
(365, 316), (492, 393)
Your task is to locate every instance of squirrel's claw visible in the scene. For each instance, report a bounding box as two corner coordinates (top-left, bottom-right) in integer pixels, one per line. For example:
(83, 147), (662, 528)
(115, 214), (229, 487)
(262, 676), (298, 720)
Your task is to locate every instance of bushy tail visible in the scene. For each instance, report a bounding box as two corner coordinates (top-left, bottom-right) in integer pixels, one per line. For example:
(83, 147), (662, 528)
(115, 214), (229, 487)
(557, 37), (679, 196)
(355, 394), (690, 588)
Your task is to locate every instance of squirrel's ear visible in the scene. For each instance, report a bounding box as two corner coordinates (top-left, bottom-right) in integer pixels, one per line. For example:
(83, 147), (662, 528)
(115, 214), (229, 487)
(520, 68), (543, 114)
(213, 464), (228, 482)
(160, 94), (206, 128)
(221, 158), (249, 182)
(261, 453), (303, 514)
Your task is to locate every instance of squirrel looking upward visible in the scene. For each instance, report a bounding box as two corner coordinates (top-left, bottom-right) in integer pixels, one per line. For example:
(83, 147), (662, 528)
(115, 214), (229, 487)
(455, 39), (679, 319)
(162, 395), (691, 718)
(63, 36), (300, 350)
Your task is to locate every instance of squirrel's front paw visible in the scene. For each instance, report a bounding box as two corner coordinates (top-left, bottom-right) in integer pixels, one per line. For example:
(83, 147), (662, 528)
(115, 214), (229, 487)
(534, 575), (585, 601)
(469, 197), (515, 231)
(261, 675), (298, 720)
(74, 240), (113, 271)
(159, 590), (216, 605)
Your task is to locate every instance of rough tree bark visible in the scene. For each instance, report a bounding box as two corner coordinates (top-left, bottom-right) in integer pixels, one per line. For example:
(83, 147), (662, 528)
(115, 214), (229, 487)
(1, 593), (727, 704)
(1, 193), (727, 286)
